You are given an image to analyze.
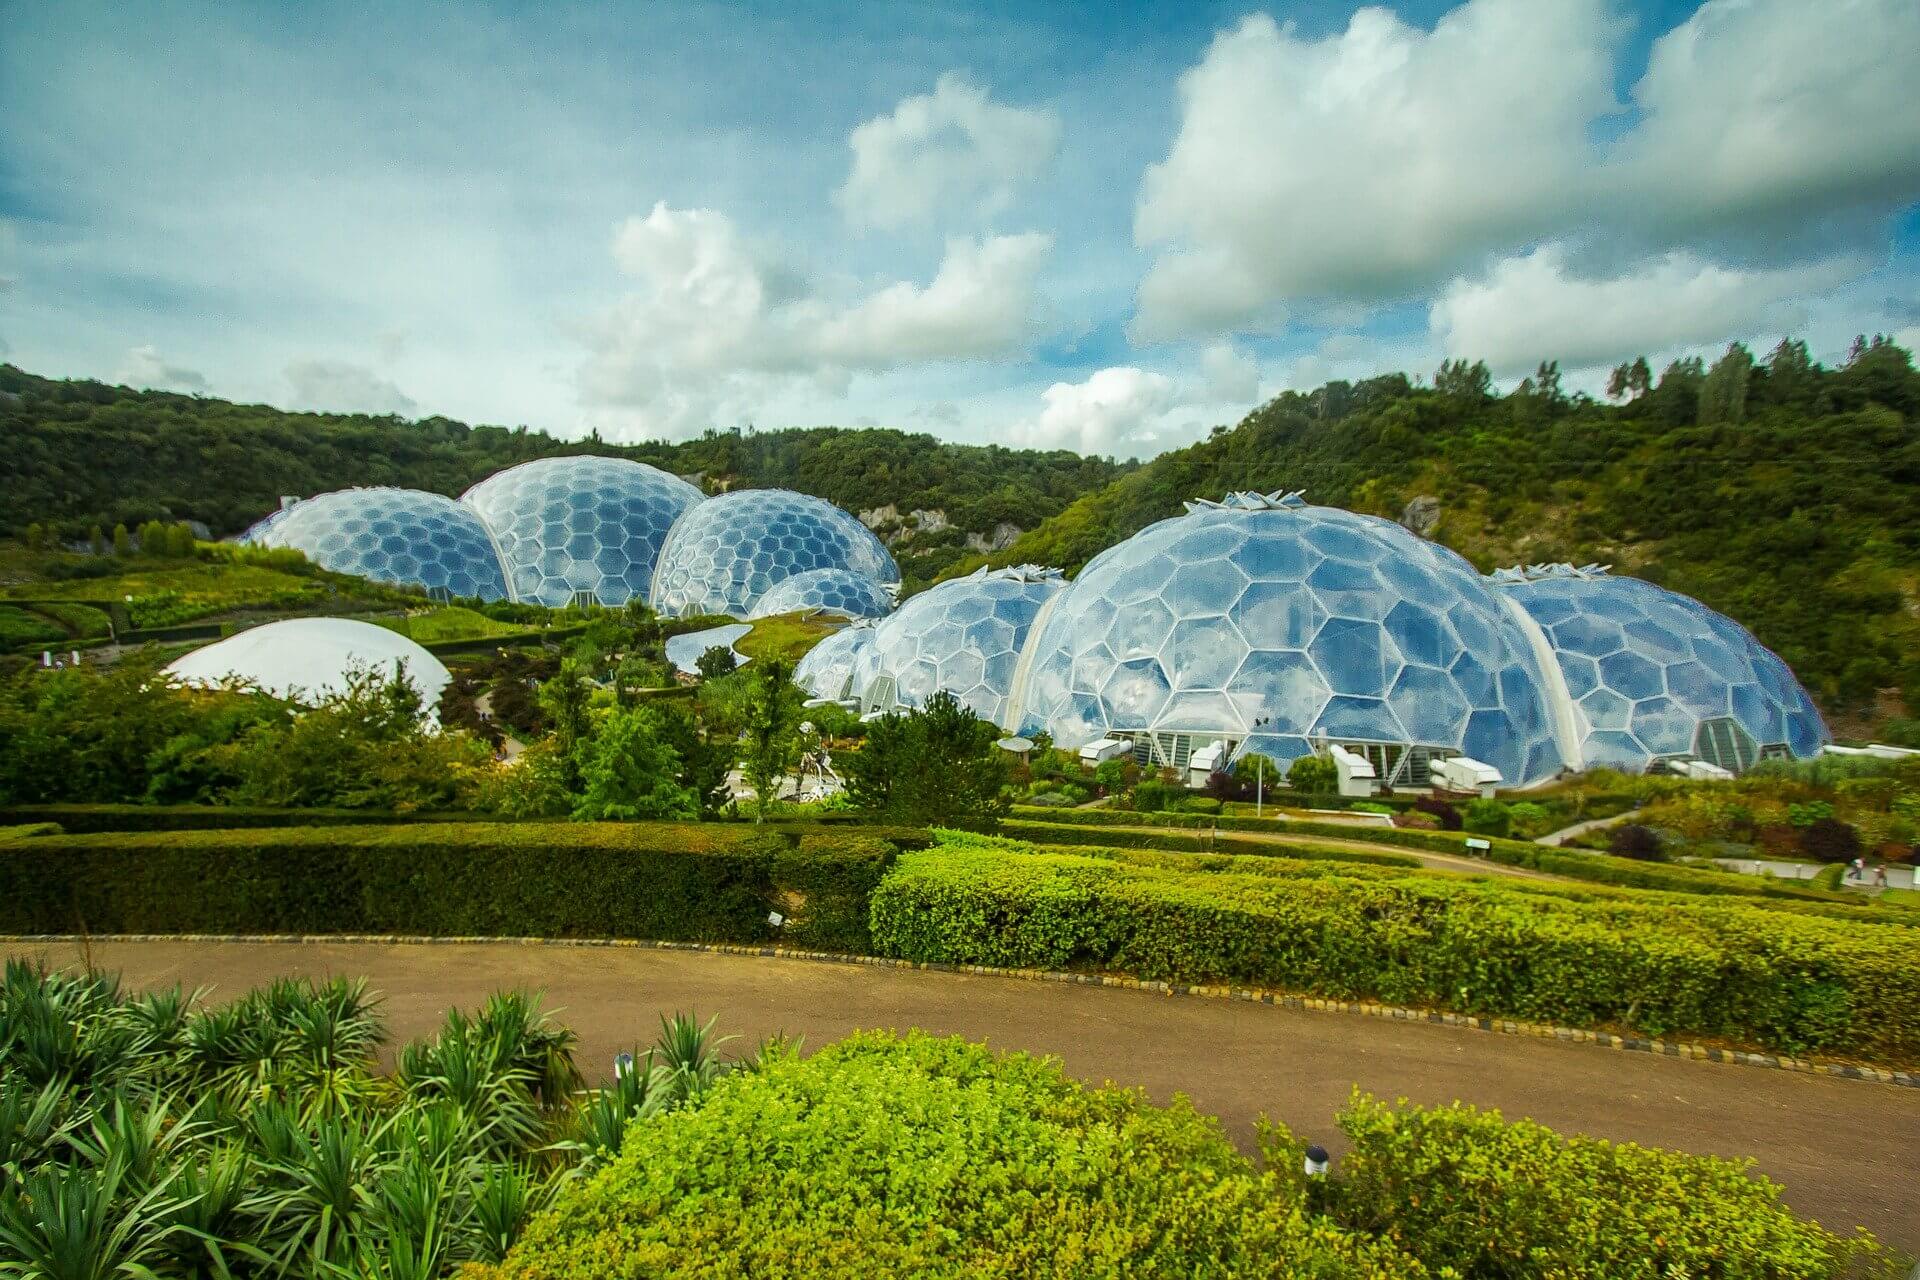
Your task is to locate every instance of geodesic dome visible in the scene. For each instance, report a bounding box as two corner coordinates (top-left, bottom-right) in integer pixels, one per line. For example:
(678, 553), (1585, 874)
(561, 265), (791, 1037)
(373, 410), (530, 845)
(257, 487), (511, 601)
(1493, 564), (1828, 772)
(1015, 492), (1565, 786)
(460, 456), (702, 607)
(851, 565), (1067, 729)
(164, 617), (450, 722)
(747, 567), (895, 620)
(794, 621), (877, 701)
(649, 488), (899, 619)
(236, 506), (294, 546)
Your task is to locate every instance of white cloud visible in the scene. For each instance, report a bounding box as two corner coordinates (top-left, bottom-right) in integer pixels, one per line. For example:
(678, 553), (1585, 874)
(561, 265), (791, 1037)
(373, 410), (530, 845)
(1134, 0), (1920, 342)
(1431, 244), (1866, 375)
(1199, 342), (1261, 403)
(1015, 367), (1179, 457)
(284, 360), (418, 415)
(1614, 0), (1920, 248)
(1134, 2), (1619, 337)
(579, 202), (1052, 438)
(1011, 352), (1267, 459)
(115, 344), (209, 393)
(836, 72), (1060, 232)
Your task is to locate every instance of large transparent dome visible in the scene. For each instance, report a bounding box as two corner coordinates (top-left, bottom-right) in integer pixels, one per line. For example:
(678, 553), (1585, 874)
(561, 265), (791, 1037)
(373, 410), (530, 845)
(1016, 492), (1564, 786)
(237, 506), (294, 545)
(853, 566), (1067, 729)
(460, 456), (702, 607)
(649, 488), (899, 619)
(258, 487), (511, 601)
(793, 621), (877, 701)
(1494, 565), (1828, 771)
(748, 567), (895, 620)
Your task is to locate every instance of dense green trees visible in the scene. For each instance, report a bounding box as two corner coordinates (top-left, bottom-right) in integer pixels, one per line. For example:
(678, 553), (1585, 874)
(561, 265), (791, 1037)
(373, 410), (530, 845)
(0, 366), (1129, 577)
(845, 691), (1009, 826)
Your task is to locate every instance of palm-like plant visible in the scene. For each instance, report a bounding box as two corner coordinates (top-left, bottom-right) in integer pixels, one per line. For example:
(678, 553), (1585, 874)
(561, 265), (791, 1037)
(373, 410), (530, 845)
(468, 1161), (555, 1264)
(0, 1159), (179, 1280)
(656, 1011), (736, 1102)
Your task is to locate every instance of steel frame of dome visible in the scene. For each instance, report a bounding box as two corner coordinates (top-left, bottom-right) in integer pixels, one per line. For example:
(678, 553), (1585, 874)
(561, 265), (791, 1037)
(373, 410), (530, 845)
(1013, 492), (1565, 786)
(257, 487), (512, 601)
(1491, 563), (1828, 771)
(748, 566), (897, 620)
(460, 456), (702, 607)
(852, 565), (1067, 728)
(649, 488), (899, 619)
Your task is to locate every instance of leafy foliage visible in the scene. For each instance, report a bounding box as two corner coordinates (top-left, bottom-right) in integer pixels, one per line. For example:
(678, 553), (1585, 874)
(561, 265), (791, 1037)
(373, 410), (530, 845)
(844, 691), (1010, 827)
(0, 963), (737, 1277)
(871, 832), (1920, 1062)
(1329, 1091), (1890, 1279)
(492, 1030), (1415, 1279)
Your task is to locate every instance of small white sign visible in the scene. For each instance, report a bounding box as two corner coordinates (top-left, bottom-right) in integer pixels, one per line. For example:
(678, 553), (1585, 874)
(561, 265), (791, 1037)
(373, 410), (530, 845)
(1464, 838), (1491, 852)
(767, 911), (785, 927)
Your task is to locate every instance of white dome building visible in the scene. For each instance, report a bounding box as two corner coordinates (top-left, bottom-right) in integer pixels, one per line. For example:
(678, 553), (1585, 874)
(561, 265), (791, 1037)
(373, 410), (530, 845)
(164, 618), (451, 723)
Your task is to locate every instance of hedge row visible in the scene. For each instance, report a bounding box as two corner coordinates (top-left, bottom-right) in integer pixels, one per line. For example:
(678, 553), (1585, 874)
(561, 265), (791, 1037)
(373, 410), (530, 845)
(998, 819), (1421, 868)
(1010, 802), (1404, 832)
(0, 822), (909, 954)
(1274, 819), (1876, 906)
(869, 841), (1920, 1064)
(0, 803), (883, 834)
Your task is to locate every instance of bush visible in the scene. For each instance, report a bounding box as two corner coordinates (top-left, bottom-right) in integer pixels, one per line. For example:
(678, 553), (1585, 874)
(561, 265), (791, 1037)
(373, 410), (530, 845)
(1331, 1093), (1890, 1279)
(0, 822), (906, 954)
(1800, 816), (1864, 863)
(1813, 862), (1847, 892)
(1286, 754), (1338, 795)
(1176, 795), (1222, 815)
(494, 1032), (1414, 1278)
(1462, 799), (1511, 838)
(1129, 778), (1181, 813)
(1413, 795), (1462, 829)
(1608, 823), (1667, 861)
(869, 840), (1920, 1062)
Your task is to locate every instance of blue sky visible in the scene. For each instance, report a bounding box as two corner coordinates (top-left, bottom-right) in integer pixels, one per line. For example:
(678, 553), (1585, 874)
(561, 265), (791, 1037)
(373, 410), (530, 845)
(2, 0), (1915, 458)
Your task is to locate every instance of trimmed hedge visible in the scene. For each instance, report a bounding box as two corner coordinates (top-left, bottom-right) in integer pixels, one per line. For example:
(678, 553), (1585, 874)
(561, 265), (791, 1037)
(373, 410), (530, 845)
(869, 841), (1920, 1064)
(1277, 819), (1879, 906)
(491, 1032), (1417, 1278)
(999, 819), (1421, 868)
(0, 822), (908, 954)
(1010, 802), (1407, 832)
(0, 804), (530, 833)
(1329, 1092), (1891, 1278)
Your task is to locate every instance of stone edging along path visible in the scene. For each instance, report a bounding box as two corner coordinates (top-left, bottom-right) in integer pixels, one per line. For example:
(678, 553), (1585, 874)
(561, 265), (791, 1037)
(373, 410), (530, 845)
(11, 932), (1916, 1090)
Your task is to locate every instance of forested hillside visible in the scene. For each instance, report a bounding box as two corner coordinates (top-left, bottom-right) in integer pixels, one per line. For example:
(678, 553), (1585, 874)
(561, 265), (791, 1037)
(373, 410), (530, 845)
(961, 338), (1920, 730)
(0, 366), (1129, 588)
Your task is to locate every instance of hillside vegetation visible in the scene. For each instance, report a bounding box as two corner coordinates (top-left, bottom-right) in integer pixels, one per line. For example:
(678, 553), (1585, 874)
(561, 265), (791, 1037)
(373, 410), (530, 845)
(0, 364), (1130, 590)
(961, 338), (1920, 731)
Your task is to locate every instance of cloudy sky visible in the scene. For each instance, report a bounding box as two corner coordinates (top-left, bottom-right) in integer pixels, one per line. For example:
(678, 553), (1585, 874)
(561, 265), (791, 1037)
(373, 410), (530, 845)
(3, 0), (1917, 458)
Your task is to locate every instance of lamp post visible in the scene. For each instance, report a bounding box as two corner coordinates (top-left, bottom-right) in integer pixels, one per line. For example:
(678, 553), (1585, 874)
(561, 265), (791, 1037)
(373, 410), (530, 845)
(1250, 716), (1271, 818)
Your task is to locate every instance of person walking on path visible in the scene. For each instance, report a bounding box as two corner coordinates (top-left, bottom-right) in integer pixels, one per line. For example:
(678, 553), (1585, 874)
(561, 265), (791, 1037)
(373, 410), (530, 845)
(1848, 856), (1865, 883)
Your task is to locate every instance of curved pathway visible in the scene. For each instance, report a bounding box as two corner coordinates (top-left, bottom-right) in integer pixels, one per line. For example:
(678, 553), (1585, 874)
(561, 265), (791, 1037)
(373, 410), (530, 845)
(14, 936), (1918, 1250)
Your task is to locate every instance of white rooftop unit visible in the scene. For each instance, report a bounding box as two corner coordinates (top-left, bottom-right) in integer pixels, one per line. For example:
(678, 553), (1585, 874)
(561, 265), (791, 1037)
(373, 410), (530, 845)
(1821, 743), (1920, 760)
(1665, 757), (1734, 781)
(1079, 737), (1131, 765)
(1431, 755), (1503, 798)
(1187, 739), (1229, 787)
(1328, 743), (1377, 797)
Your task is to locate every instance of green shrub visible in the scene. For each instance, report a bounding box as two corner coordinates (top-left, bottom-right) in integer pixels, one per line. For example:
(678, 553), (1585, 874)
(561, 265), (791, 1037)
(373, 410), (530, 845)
(1286, 754), (1338, 794)
(1350, 801), (1396, 816)
(496, 1032), (1416, 1279)
(869, 841), (1920, 1063)
(1462, 798), (1511, 838)
(1813, 862), (1846, 892)
(1331, 1092), (1892, 1279)
(1176, 795), (1222, 815)
(0, 822), (905, 953)
(1130, 778), (1181, 813)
